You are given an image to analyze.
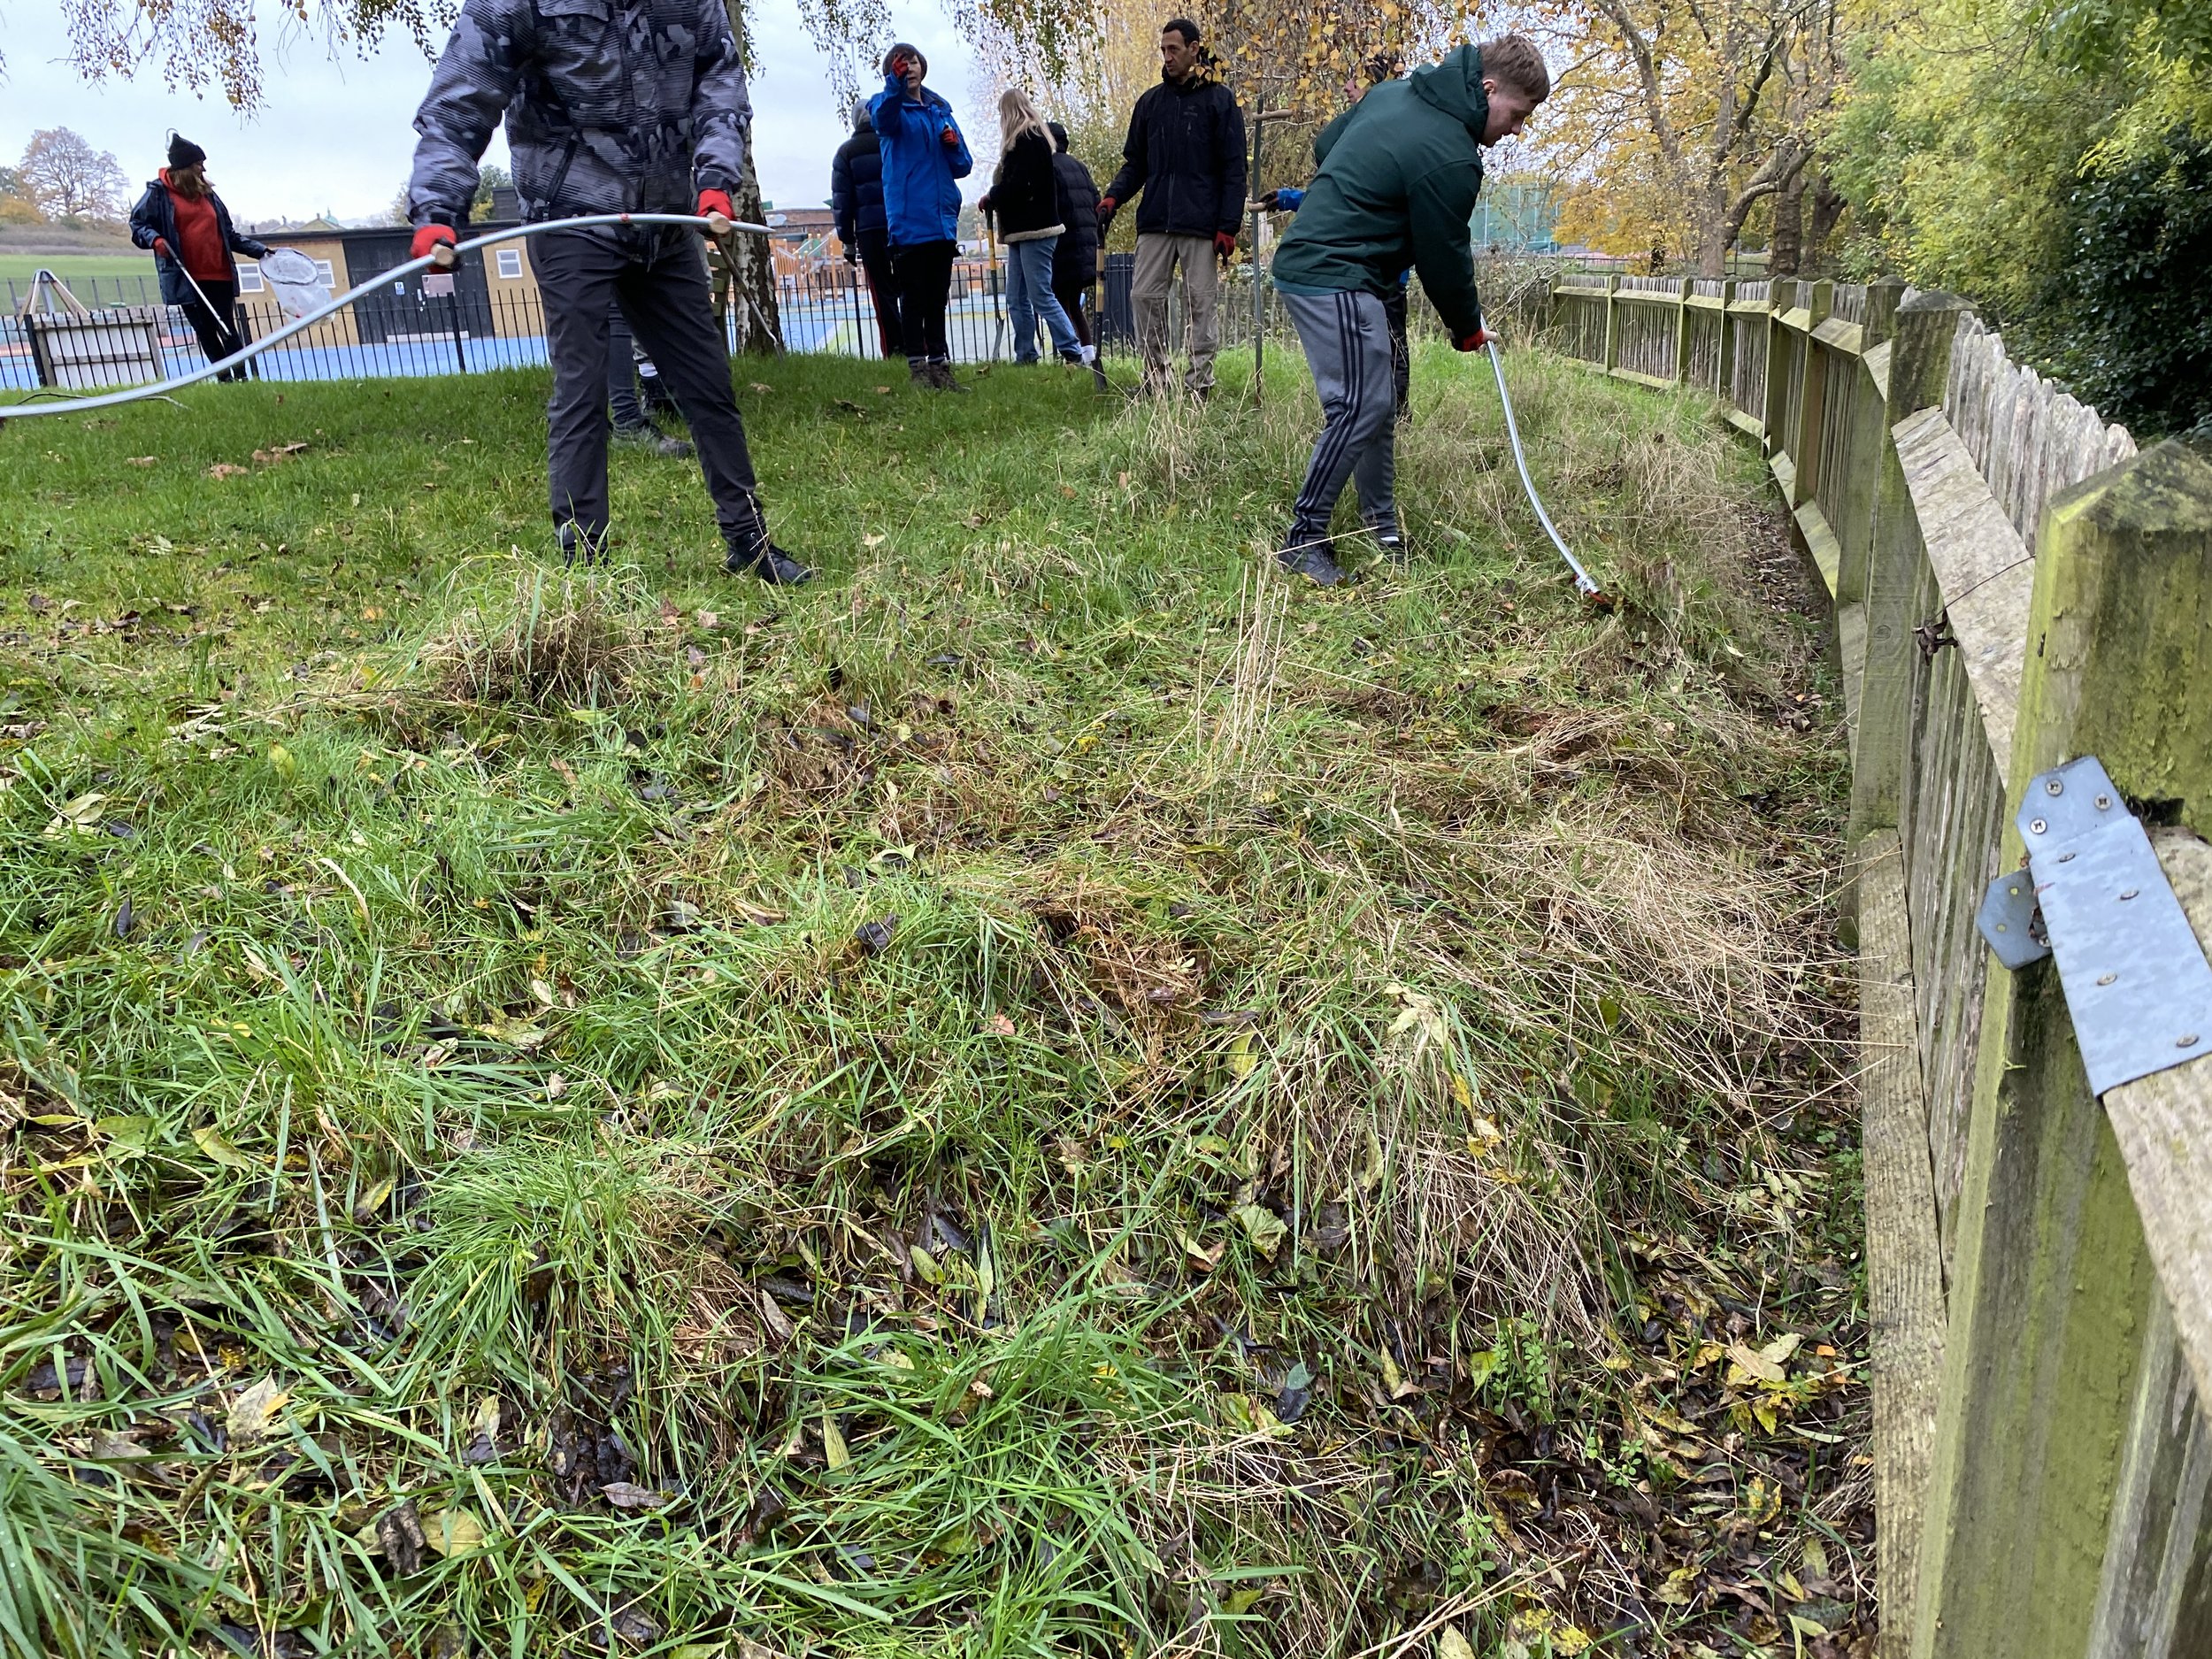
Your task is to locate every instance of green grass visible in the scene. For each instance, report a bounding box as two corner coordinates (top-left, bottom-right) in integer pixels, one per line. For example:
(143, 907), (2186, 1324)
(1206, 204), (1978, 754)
(1, 344), (1870, 1657)
(0, 256), (156, 296)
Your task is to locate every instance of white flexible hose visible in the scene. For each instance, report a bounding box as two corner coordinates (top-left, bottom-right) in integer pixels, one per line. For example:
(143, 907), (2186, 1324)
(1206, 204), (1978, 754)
(0, 212), (769, 423)
(1487, 338), (1602, 597)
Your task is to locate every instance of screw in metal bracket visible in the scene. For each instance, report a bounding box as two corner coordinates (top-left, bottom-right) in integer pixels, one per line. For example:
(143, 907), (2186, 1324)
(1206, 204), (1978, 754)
(2031, 818), (2048, 834)
(2047, 779), (2065, 795)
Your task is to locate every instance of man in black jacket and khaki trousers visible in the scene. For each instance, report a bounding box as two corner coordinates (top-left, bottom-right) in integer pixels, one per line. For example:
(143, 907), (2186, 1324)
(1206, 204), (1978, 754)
(1101, 18), (1246, 400)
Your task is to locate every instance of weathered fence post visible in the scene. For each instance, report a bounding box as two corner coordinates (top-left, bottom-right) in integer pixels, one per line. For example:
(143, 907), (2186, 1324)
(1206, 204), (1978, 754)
(1912, 440), (2212, 1659)
(1601, 272), (1622, 375)
(1717, 278), (1739, 400)
(1671, 276), (1694, 385)
(1760, 281), (1795, 456)
(1847, 292), (1970, 841)
(1790, 279), (1835, 507)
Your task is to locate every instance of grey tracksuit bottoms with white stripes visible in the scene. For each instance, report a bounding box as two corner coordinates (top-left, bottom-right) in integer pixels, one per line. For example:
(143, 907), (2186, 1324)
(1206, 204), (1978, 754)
(1282, 288), (1398, 549)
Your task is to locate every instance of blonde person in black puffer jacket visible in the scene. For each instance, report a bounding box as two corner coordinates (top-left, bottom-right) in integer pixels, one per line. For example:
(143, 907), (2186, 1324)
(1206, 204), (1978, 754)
(979, 89), (1085, 365)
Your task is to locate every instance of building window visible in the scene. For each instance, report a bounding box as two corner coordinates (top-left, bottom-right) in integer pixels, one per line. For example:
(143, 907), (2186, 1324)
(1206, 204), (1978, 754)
(237, 264), (264, 292)
(495, 249), (524, 280)
(316, 260), (336, 287)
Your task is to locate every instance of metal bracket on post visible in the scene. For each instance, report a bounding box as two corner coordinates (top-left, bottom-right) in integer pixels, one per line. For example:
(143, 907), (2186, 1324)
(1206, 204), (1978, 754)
(1976, 755), (2212, 1095)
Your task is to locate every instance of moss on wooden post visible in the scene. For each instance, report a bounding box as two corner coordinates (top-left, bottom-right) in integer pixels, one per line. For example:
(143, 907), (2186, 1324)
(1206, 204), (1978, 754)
(1601, 272), (1622, 373)
(1847, 292), (1971, 842)
(1671, 277), (1694, 385)
(1911, 440), (2212, 1659)
(1791, 279), (1835, 507)
(1717, 279), (1739, 401)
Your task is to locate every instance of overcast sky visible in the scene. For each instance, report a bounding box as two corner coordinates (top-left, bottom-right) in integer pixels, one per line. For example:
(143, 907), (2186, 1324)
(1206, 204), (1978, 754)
(0, 0), (986, 224)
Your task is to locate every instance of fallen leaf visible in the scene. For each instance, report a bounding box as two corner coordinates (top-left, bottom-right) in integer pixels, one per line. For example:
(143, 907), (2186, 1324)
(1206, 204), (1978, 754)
(1437, 1628), (1478, 1659)
(1378, 1347), (1421, 1400)
(191, 1125), (256, 1171)
(821, 1411), (850, 1470)
(749, 382), (772, 394)
(207, 463), (249, 479)
(600, 1480), (672, 1510)
(1726, 1342), (1787, 1386)
(1231, 1202), (1286, 1261)
(862, 533), (886, 548)
(1227, 1029), (1256, 1079)
(1759, 1331), (1803, 1367)
(226, 1375), (290, 1445)
(987, 1012), (1016, 1036)
(267, 743), (297, 784)
(127, 455), (157, 466)
(422, 1507), (486, 1556)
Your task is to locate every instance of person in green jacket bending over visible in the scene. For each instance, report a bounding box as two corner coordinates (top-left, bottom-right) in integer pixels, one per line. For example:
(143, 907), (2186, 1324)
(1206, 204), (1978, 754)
(1268, 35), (1549, 586)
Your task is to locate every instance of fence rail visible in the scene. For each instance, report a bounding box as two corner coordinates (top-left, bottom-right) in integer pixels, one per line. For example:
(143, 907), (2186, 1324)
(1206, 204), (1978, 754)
(1548, 275), (2212, 1659)
(3, 252), (1319, 394)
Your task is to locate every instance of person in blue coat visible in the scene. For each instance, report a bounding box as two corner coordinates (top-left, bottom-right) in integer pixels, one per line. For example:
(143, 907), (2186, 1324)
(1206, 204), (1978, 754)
(868, 42), (972, 391)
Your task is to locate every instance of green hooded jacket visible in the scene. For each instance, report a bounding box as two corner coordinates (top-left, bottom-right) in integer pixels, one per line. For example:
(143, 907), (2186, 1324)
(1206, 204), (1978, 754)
(1268, 43), (1489, 339)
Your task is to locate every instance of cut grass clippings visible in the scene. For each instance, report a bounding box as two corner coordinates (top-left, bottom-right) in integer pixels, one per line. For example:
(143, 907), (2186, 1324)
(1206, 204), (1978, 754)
(1, 342), (1868, 1657)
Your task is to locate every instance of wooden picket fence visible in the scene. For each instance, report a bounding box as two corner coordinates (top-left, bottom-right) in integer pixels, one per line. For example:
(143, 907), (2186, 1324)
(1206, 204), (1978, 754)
(1548, 273), (2212, 1658)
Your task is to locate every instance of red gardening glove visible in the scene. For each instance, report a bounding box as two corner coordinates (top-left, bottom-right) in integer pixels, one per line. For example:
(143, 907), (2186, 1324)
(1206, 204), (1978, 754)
(1456, 326), (1495, 351)
(696, 188), (734, 223)
(940, 125), (960, 148)
(153, 236), (173, 260)
(1097, 196), (1117, 224)
(411, 223), (458, 265)
(1214, 231), (1237, 260)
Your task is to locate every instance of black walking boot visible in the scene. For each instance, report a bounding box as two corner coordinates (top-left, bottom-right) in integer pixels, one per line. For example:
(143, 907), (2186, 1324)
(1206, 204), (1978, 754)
(723, 502), (816, 586)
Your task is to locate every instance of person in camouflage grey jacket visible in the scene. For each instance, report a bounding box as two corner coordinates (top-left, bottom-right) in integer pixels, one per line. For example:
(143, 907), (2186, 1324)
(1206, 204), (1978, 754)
(406, 0), (748, 225)
(404, 0), (811, 583)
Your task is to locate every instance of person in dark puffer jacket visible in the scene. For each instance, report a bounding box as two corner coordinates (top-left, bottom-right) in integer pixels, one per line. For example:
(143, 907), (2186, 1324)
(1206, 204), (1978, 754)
(1099, 18), (1245, 398)
(979, 90), (1082, 365)
(832, 99), (902, 359)
(128, 135), (268, 382)
(1047, 122), (1101, 353)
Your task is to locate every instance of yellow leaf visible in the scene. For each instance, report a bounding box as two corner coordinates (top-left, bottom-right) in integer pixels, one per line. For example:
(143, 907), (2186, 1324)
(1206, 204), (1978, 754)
(1655, 1566), (1698, 1605)
(423, 1508), (486, 1556)
(191, 1125), (256, 1171)
(1725, 1342), (1786, 1385)
(267, 743), (297, 784)
(1448, 1072), (1474, 1110)
(226, 1375), (290, 1445)
(910, 1243), (943, 1285)
(1437, 1626), (1478, 1659)
(1227, 1029), (1256, 1079)
(1759, 1331), (1803, 1367)
(1231, 1202), (1286, 1260)
(821, 1411), (850, 1470)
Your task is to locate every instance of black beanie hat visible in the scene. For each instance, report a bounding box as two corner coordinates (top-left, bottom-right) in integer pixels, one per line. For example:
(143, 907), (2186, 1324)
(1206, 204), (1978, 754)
(167, 134), (207, 170)
(882, 42), (927, 78)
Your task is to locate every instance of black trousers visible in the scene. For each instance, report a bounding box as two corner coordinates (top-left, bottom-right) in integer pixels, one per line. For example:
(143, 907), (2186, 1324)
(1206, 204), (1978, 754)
(177, 278), (249, 381)
(856, 231), (902, 359)
(890, 238), (956, 364)
(1383, 282), (1410, 417)
(1052, 274), (1093, 348)
(534, 226), (764, 557)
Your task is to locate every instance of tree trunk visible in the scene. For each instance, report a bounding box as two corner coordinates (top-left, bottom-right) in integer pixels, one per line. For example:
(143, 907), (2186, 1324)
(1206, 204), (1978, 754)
(1806, 173), (1847, 273)
(1770, 168), (1807, 278)
(711, 0), (780, 356)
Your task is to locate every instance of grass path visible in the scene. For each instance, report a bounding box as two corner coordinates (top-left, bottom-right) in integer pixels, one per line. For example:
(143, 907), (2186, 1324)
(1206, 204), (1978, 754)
(1, 347), (1869, 1657)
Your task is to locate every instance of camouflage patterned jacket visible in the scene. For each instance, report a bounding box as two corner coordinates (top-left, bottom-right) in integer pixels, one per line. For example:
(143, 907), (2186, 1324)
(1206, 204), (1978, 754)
(406, 0), (749, 227)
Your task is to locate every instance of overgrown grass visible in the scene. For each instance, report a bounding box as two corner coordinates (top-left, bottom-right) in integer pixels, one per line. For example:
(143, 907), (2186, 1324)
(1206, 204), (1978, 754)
(1, 343), (1868, 1658)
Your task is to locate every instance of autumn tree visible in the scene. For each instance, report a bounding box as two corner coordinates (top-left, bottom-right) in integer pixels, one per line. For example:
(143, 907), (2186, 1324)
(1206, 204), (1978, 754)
(56, 0), (781, 347)
(20, 128), (131, 222)
(1531, 0), (1850, 273)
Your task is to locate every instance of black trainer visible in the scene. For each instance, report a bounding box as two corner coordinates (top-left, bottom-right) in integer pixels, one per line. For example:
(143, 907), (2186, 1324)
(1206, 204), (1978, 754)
(1374, 527), (1408, 563)
(614, 424), (695, 458)
(726, 542), (815, 585)
(1276, 541), (1348, 587)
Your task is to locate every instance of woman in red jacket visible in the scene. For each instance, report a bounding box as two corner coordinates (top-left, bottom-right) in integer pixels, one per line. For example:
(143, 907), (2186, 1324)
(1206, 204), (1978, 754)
(128, 135), (269, 381)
